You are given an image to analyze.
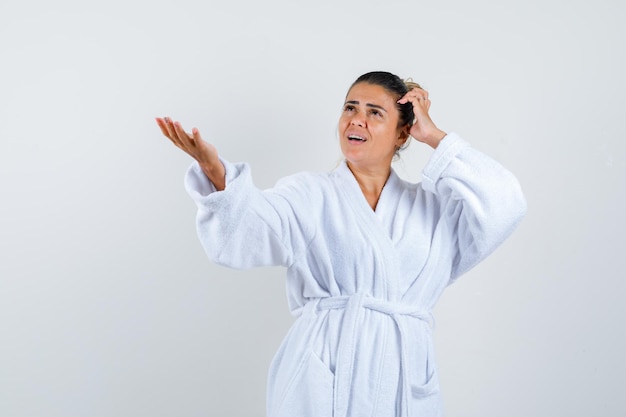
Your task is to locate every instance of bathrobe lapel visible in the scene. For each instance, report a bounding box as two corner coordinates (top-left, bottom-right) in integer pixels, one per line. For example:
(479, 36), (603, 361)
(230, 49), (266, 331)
(332, 161), (403, 301)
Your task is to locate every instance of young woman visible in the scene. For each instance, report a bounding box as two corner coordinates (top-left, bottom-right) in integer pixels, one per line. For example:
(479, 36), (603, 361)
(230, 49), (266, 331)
(156, 71), (526, 417)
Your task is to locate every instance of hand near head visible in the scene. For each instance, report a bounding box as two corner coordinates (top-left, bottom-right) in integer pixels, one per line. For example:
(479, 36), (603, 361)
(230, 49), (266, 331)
(156, 117), (225, 190)
(397, 88), (447, 149)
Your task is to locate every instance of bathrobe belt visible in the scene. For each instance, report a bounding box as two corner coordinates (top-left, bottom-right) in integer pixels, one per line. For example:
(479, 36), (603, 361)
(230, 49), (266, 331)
(306, 293), (437, 417)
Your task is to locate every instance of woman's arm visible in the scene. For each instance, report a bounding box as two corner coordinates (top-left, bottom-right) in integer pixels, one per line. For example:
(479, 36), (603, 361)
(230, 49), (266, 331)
(156, 116), (316, 270)
(423, 133), (527, 282)
(399, 89), (526, 280)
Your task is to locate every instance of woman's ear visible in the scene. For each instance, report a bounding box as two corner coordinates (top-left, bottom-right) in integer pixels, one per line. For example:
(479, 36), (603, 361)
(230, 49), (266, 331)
(397, 126), (410, 145)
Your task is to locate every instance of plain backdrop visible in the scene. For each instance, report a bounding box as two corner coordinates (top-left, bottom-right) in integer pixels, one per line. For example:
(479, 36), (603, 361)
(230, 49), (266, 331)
(1, 0), (624, 416)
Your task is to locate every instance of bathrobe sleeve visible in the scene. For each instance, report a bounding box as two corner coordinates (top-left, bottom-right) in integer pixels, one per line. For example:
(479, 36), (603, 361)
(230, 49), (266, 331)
(421, 133), (527, 281)
(184, 158), (317, 270)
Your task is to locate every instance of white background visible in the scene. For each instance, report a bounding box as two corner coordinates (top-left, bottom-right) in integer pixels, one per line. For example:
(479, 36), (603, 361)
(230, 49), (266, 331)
(1, 0), (624, 416)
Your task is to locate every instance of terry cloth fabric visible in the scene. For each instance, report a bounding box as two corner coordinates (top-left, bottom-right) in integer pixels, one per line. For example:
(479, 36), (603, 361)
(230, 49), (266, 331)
(184, 133), (527, 417)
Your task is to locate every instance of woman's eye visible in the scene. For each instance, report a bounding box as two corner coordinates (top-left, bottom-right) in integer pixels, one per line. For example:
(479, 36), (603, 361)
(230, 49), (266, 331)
(369, 109), (381, 117)
(344, 105), (355, 112)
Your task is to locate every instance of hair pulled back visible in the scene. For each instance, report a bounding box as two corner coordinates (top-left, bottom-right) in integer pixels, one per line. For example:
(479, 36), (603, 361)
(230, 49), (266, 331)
(349, 71), (421, 128)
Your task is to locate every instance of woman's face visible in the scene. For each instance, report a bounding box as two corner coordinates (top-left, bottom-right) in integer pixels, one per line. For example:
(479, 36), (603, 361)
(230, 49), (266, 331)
(338, 82), (408, 171)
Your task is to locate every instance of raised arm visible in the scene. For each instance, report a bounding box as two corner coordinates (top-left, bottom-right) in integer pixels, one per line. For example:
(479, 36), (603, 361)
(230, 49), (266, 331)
(156, 117), (226, 191)
(423, 134), (526, 281)
(399, 88), (526, 281)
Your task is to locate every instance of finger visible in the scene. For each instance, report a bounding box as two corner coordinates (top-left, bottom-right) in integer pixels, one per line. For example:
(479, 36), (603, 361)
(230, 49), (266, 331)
(412, 98), (430, 121)
(410, 87), (428, 99)
(173, 121), (193, 146)
(398, 89), (416, 104)
(400, 88), (427, 101)
(158, 117), (179, 144)
(416, 100), (430, 115)
(166, 118), (187, 143)
(155, 117), (170, 137)
(157, 118), (185, 149)
(411, 96), (427, 110)
(191, 127), (203, 147)
(399, 94), (427, 105)
(399, 92), (417, 105)
(397, 94), (409, 104)
(163, 117), (185, 147)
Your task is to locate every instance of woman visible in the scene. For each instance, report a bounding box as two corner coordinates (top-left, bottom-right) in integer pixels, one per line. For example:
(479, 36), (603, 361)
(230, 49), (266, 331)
(156, 71), (526, 417)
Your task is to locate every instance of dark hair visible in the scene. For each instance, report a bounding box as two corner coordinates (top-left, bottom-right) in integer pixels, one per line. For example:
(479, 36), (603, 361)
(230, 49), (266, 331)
(349, 71), (418, 128)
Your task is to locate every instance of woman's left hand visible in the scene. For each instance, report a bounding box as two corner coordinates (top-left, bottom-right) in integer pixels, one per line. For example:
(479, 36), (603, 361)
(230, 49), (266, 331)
(397, 88), (447, 149)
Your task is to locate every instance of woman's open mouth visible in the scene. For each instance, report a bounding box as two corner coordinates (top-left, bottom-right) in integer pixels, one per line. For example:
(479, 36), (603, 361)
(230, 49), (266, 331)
(348, 135), (367, 142)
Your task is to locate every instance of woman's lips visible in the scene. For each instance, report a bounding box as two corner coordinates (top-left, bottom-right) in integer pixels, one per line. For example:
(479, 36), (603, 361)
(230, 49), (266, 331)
(347, 134), (367, 142)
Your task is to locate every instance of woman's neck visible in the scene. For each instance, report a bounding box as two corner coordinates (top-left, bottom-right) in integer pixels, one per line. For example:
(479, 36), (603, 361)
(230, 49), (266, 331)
(346, 161), (391, 210)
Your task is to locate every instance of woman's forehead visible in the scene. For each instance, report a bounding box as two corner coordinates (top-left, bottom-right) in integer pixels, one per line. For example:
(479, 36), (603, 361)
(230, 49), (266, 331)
(346, 83), (397, 104)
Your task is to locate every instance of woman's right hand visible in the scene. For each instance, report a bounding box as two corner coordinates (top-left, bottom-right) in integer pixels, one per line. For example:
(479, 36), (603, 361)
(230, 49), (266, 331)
(156, 117), (226, 190)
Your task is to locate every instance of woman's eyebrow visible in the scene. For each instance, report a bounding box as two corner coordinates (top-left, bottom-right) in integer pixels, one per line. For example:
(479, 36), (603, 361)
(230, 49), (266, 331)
(345, 100), (388, 113)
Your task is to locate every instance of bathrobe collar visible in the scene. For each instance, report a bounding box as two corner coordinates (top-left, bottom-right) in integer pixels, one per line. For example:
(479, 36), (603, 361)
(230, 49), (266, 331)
(333, 159), (401, 218)
(331, 160), (403, 300)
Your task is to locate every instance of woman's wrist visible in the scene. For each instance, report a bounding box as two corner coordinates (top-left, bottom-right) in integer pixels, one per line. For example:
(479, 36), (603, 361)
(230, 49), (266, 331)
(425, 129), (447, 149)
(199, 158), (226, 191)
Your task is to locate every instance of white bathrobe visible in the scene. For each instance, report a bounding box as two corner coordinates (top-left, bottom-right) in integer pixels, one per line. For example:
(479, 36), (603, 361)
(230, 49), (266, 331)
(184, 133), (526, 417)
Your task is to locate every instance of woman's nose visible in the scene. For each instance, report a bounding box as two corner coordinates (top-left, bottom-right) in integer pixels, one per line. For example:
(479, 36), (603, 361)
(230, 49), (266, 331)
(350, 116), (365, 127)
